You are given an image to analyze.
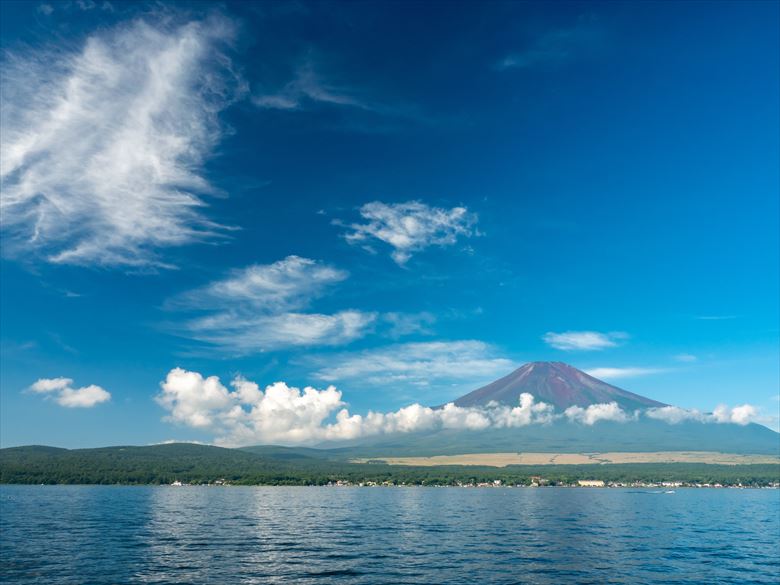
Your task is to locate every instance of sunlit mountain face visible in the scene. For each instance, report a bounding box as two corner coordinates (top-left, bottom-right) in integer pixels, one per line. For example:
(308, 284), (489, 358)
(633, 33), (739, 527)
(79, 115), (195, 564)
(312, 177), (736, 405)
(452, 362), (667, 411)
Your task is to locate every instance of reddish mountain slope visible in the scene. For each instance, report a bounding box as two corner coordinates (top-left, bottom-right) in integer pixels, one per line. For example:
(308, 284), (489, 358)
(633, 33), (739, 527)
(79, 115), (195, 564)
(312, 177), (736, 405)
(453, 361), (667, 410)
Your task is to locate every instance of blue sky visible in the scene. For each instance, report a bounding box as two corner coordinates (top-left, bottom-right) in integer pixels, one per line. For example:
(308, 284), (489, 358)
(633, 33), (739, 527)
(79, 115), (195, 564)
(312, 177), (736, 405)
(1, 0), (778, 447)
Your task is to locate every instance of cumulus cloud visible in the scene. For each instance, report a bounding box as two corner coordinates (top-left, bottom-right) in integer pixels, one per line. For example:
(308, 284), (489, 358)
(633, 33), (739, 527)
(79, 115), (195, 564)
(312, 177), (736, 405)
(28, 377), (111, 408)
(156, 368), (555, 445)
(564, 402), (633, 425)
(0, 15), (244, 268)
(29, 377), (73, 393)
(339, 201), (477, 265)
(712, 404), (759, 426)
(169, 256), (376, 354)
(543, 331), (628, 351)
(312, 340), (516, 388)
(646, 404), (760, 426)
(644, 405), (703, 425)
(157, 368), (767, 445)
(584, 367), (665, 380)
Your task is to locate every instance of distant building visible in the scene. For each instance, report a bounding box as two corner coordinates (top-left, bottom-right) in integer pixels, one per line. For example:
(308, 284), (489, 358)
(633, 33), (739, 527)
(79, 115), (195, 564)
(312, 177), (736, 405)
(578, 480), (605, 487)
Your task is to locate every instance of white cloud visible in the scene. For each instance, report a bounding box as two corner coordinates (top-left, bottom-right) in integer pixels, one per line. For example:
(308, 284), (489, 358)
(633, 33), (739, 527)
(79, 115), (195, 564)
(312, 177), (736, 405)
(0, 15), (244, 268)
(584, 367), (665, 380)
(253, 60), (370, 111)
(543, 331), (628, 351)
(339, 201), (477, 265)
(28, 377), (111, 408)
(673, 353), (698, 363)
(158, 367), (768, 445)
(156, 368), (555, 446)
(645, 405), (704, 425)
(564, 402), (633, 425)
(57, 385), (112, 408)
(312, 340), (516, 388)
(171, 256), (348, 311)
(646, 404), (761, 426)
(712, 404), (759, 426)
(170, 256), (375, 354)
(29, 377), (73, 393)
(183, 310), (377, 353)
(382, 312), (436, 338)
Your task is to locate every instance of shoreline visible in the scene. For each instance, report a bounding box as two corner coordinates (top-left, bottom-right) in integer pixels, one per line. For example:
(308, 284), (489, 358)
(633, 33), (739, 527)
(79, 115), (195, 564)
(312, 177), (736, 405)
(3, 482), (778, 489)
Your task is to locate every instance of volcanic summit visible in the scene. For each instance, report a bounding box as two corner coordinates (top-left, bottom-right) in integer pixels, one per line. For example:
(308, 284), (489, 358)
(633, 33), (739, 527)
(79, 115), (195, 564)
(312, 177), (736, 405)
(453, 361), (667, 411)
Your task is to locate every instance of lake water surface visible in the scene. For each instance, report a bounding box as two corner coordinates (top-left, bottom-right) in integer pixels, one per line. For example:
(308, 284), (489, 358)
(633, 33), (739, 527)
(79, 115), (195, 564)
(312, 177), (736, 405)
(1, 486), (778, 584)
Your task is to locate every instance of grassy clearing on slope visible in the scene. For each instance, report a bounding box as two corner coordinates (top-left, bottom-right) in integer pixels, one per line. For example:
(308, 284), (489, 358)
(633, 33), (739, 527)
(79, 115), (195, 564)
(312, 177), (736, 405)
(352, 451), (780, 467)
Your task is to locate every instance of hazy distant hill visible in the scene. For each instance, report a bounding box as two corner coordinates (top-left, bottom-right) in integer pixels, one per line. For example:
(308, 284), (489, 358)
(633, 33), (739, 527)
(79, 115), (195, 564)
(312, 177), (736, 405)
(323, 419), (780, 457)
(0, 443), (368, 485)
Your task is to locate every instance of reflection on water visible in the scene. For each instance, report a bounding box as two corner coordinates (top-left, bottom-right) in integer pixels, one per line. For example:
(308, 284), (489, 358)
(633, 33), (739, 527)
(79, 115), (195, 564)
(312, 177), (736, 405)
(2, 486), (778, 584)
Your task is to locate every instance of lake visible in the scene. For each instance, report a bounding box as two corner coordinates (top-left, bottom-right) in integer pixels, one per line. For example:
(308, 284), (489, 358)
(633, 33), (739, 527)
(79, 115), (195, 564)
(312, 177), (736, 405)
(1, 486), (778, 584)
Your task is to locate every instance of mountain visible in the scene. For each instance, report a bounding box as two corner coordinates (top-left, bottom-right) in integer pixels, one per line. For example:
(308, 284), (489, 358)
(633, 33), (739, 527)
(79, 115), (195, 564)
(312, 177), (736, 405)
(325, 362), (779, 456)
(452, 361), (666, 411)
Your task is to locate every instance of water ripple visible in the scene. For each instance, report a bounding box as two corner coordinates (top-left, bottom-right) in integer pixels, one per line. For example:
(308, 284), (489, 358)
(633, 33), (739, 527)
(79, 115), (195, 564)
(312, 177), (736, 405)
(1, 486), (779, 584)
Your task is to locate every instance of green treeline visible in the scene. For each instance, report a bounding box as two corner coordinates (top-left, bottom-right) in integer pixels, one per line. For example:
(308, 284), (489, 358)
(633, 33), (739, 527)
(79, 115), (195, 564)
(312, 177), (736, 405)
(1, 444), (778, 487)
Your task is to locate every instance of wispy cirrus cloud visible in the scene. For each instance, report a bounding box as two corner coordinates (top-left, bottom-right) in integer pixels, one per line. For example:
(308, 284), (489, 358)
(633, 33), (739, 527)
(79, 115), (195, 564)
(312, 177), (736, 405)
(585, 367), (666, 380)
(28, 377), (111, 408)
(253, 59), (371, 111)
(694, 315), (738, 321)
(543, 330), (628, 351)
(182, 310), (376, 353)
(381, 312), (436, 338)
(169, 256), (348, 311)
(338, 201), (477, 265)
(169, 256), (376, 354)
(0, 15), (245, 268)
(251, 56), (424, 129)
(312, 340), (515, 388)
(496, 17), (604, 71)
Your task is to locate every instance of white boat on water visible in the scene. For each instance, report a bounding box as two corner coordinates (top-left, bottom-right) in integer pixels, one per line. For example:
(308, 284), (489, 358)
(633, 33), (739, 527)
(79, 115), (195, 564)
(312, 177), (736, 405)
(171, 480), (183, 487)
